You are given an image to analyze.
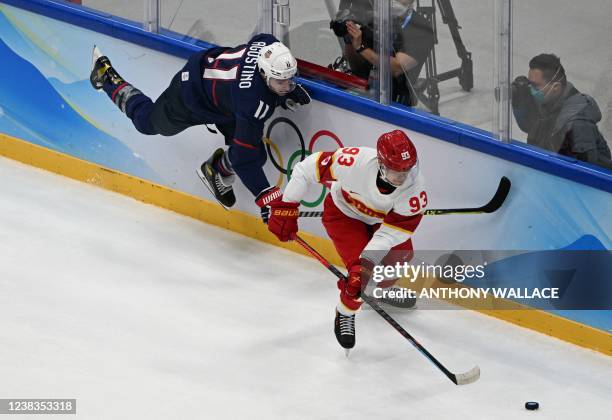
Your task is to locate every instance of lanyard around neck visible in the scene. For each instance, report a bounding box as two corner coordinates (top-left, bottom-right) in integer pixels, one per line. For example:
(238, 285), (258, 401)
(401, 10), (414, 29)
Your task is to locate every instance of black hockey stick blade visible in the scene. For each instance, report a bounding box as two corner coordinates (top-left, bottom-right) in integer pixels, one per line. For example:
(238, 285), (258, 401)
(480, 176), (511, 213)
(423, 176), (511, 216)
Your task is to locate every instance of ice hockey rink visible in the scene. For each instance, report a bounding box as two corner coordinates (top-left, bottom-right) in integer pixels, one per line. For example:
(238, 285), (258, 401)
(1, 155), (610, 419)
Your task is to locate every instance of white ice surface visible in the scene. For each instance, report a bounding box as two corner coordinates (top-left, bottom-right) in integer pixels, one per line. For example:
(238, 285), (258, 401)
(0, 156), (610, 420)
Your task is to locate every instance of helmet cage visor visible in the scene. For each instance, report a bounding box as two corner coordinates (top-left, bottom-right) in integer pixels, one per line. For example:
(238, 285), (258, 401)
(267, 75), (297, 95)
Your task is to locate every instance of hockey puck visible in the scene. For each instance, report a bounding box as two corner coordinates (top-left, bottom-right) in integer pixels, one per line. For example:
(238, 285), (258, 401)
(525, 402), (539, 410)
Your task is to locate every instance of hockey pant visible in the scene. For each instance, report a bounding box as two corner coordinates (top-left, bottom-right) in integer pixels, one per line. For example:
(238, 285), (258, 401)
(103, 71), (236, 141)
(321, 194), (414, 311)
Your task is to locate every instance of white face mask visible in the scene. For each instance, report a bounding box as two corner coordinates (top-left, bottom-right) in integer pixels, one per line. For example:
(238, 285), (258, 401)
(391, 0), (411, 17)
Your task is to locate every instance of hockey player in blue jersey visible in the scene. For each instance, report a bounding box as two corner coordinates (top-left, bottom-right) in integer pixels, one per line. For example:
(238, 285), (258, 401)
(89, 34), (310, 221)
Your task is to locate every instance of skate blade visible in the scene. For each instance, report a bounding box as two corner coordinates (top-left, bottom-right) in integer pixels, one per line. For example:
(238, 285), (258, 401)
(91, 45), (105, 92)
(344, 348), (350, 358)
(92, 45), (102, 67)
(196, 168), (229, 211)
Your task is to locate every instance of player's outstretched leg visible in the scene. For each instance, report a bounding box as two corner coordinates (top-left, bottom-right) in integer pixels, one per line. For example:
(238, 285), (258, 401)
(334, 308), (356, 350)
(90, 46), (157, 134)
(197, 148), (236, 208)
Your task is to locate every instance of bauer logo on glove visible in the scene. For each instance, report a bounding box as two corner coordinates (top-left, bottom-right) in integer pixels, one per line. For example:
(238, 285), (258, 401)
(273, 208), (299, 217)
(267, 200), (300, 242)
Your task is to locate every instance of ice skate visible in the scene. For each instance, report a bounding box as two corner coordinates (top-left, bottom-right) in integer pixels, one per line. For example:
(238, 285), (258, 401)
(334, 310), (356, 352)
(90, 45), (125, 90)
(197, 148), (236, 209)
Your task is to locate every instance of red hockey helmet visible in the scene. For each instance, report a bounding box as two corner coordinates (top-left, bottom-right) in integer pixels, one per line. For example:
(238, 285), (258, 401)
(376, 130), (419, 186)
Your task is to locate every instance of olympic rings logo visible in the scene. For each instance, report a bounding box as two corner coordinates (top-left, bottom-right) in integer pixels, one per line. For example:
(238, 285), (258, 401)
(264, 117), (344, 208)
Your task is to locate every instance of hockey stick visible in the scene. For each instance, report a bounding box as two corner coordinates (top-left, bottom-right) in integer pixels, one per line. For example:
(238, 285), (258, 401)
(294, 234), (480, 386)
(424, 176), (511, 216)
(299, 176), (511, 218)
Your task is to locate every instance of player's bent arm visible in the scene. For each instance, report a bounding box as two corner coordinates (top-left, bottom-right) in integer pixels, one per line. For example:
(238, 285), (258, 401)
(283, 147), (363, 202)
(362, 212), (423, 264)
(283, 149), (342, 202)
(283, 152), (324, 202)
(229, 116), (271, 196)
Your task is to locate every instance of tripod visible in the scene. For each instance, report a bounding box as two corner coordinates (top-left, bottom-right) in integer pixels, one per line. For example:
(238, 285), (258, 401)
(414, 0), (473, 115)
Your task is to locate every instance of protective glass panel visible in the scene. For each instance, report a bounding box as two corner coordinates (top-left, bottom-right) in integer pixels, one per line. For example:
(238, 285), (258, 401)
(159, 0), (259, 46)
(286, 0), (377, 99)
(79, 0), (145, 24)
(388, 0), (492, 132)
(511, 0), (612, 170)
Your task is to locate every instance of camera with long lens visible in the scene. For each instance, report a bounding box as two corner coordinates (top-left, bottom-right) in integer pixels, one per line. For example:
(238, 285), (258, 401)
(329, 9), (360, 37)
(511, 75), (534, 108)
(330, 9), (374, 48)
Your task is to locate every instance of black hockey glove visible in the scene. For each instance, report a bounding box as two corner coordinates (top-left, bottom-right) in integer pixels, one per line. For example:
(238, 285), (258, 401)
(279, 84), (311, 112)
(511, 76), (533, 109)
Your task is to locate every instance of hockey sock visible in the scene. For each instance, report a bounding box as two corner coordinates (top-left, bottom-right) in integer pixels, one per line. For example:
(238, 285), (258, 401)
(103, 80), (146, 115)
(214, 151), (235, 177)
(337, 301), (358, 316)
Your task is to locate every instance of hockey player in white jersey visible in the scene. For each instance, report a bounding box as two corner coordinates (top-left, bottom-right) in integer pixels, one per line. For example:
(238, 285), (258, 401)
(266, 130), (428, 350)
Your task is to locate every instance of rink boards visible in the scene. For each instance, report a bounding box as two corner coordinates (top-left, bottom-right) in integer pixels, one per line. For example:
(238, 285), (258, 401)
(0, 1), (610, 354)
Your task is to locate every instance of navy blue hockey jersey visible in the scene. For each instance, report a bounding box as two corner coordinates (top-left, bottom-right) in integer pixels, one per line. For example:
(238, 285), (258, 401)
(178, 34), (281, 196)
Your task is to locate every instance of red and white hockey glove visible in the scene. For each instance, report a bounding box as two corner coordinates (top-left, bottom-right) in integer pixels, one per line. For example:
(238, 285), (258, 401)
(338, 258), (374, 311)
(255, 186), (283, 224)
(267, 200), (300, 242)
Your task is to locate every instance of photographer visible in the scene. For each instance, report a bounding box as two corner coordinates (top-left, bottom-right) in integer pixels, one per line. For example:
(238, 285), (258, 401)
(331, 0), (434, 106)
(512, 54), (611, 169)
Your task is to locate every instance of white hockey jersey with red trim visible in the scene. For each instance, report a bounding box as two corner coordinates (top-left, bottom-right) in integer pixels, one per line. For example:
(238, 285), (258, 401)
(283, 146), (428, 254)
